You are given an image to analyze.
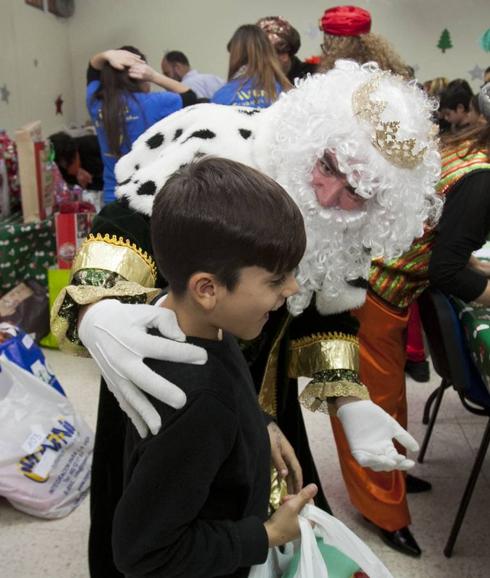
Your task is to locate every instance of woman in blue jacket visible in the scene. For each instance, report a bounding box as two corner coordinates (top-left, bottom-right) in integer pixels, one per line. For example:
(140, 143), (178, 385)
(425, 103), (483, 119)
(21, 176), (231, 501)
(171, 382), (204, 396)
(87, 46), (196, 204)
(212, 25), (291, 109)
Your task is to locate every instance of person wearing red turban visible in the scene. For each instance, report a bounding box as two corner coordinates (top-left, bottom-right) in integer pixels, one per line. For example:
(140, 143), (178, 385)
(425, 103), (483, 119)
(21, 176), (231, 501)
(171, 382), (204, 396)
(317, 5), (430, 559)
(319, 5), (408, 77)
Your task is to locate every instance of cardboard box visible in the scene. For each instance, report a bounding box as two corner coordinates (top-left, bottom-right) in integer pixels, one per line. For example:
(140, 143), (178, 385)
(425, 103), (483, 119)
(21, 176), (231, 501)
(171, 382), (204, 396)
(55, 212), (94, 269)
(15, 121), (55, 223)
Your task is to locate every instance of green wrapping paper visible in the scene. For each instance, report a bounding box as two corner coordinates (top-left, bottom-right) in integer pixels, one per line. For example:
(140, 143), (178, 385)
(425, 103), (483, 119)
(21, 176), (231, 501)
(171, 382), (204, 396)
(453, 296), (490, 392)
(0, 213), (56, 293)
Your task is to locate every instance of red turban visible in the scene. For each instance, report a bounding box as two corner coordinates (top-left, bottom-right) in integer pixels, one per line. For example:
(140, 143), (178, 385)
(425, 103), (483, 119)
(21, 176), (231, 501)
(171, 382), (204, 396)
(320, 5), (372, 37)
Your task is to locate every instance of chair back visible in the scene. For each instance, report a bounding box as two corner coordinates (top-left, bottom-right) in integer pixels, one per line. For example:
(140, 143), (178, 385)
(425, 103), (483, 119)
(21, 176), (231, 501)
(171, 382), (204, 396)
(418, 289), (489, 408)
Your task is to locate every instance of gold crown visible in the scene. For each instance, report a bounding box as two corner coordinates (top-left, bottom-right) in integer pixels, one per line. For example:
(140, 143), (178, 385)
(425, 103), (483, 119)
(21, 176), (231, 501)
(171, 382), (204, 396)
(352, 75), (427, 169)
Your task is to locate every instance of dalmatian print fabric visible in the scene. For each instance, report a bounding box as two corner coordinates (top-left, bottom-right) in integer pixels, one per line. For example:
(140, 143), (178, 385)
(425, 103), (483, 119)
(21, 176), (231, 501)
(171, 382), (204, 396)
(115, 103), (264, 216)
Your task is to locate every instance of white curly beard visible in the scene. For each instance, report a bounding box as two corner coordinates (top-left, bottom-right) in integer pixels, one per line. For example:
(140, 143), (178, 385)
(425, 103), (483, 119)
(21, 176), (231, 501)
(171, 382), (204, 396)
(287, 207), (371, 316)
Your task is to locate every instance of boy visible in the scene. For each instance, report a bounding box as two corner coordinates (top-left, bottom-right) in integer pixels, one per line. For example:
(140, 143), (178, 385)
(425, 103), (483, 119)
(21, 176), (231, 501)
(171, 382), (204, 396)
(439, 79), (474, 133)
(111, 157), (317, 577)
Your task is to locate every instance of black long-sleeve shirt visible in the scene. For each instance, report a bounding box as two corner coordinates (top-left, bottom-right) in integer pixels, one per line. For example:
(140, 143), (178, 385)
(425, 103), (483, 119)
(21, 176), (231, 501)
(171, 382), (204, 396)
(429, 170), (490, 301)
(112, 332), (271, 578)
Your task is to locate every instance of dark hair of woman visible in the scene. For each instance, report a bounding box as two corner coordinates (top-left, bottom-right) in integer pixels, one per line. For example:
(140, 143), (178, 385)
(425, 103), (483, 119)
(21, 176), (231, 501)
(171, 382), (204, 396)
(226, 25), (291, 103)
(93, 45), (147, 157)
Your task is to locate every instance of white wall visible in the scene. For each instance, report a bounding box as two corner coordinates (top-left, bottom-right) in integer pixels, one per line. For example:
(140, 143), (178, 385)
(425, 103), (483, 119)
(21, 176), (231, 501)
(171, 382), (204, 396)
(67, 0), (490, 124)
(0, 0), (489, 133)
(0, 0), (75, 136)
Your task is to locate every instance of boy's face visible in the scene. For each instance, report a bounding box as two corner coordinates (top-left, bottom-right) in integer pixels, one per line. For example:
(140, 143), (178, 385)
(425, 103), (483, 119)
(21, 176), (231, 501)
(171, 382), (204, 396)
(440, 104), (467, 129)
(467, 101), (484, 127)
(214, 266), (299, 340)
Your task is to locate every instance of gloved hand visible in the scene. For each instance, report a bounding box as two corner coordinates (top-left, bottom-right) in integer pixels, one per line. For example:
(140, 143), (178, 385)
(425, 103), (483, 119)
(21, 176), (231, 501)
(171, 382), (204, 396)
(79, 299), (207, 437)
(337, 400), (419, 471)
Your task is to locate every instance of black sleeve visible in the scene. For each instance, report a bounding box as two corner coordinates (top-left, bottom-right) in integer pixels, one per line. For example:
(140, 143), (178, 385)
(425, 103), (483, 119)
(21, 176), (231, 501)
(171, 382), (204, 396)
(289, 305), (360, 341)
(180, 89), (198, 108)
(86, 63), (100, 85)
(429, 171), (490, 301)
(262, 411), (274, 426)
(112, 393), (268, 578)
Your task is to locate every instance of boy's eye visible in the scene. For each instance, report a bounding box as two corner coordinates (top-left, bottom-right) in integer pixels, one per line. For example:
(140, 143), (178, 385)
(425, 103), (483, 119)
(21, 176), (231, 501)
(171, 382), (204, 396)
(270, 274), (287, 286)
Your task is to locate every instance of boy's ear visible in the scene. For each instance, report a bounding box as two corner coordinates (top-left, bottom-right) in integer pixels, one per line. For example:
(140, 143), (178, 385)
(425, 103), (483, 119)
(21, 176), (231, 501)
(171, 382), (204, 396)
(188, 272), (219, 311)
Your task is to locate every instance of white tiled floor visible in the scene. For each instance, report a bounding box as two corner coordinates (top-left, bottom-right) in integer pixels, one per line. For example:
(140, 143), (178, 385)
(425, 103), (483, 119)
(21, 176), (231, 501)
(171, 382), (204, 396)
(1, 350), (489, 577)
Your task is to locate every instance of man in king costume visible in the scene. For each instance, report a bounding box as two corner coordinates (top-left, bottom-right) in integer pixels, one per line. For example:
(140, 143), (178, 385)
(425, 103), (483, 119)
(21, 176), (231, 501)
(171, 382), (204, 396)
(52, 60), (440, 576)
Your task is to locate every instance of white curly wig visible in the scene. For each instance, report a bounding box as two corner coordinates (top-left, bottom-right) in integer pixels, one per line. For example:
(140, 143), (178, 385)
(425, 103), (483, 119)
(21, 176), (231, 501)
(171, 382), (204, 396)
(254, 59), (442, 315)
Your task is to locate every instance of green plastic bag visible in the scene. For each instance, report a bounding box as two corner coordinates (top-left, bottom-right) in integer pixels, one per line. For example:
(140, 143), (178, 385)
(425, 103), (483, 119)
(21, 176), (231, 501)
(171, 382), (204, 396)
(282, 538), (361, 578)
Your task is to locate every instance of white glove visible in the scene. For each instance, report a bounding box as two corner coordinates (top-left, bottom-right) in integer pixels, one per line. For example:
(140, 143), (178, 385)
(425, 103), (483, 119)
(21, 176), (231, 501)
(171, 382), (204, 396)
(337, 400), (419, 472)
(79, 299), (207, 437)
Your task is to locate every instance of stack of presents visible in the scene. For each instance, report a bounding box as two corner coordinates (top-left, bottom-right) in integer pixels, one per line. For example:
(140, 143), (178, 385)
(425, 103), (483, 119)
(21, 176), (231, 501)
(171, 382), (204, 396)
(0, 121), (97, 349)
(0, 122), (97, 522)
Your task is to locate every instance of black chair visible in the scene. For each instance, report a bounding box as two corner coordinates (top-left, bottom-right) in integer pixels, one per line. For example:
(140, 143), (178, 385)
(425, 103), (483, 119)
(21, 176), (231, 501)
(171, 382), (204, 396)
(417, 288), (490, 557)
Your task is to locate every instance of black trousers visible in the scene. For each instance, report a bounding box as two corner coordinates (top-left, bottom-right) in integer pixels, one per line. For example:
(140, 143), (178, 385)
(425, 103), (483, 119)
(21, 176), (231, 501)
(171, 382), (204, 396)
(88, 380), (125, 578)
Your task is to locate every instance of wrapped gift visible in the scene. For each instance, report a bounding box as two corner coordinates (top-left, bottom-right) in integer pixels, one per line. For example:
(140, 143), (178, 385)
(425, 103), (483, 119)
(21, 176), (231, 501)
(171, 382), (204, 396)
(15, 121), (55, 223)
(0, 213), (56, 293)
(0, 157), (9, 217)
(0, 131), (20, 214)
(0, 280), (49, 342)
(55, 202), (95, 269)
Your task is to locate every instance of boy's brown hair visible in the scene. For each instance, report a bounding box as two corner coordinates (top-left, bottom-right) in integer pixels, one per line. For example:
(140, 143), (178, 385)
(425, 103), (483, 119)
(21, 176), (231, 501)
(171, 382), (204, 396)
(151, 157), (306, 295)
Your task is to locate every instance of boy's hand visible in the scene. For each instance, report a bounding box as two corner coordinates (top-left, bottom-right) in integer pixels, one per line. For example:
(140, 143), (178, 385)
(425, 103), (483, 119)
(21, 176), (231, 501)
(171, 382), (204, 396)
(264, 484), (317, 547)
(267, 422), (303, 493)
(78, 300), (207, 437)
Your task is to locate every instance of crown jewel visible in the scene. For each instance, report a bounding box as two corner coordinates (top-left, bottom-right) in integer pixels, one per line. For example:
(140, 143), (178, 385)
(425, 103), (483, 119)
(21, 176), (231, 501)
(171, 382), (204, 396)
(352, 75), (427, 169)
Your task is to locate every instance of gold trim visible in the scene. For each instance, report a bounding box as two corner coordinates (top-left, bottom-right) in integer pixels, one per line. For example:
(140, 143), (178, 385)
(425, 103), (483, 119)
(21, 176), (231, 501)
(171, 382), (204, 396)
(50, 281), (160, 356)
(269, 466), (288, 513)
(72, 234), (157, 288)
(258, 314), (292, 418)
(352, 74), (428, 169)
(288, 333), (359, 378)
(299, 380), (370, 415)
(50, 315), (88, 357)
(64, 281), (160, 306)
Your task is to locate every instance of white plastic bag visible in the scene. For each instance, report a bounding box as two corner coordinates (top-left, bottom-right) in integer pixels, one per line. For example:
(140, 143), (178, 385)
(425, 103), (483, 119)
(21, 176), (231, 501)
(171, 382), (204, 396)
(0, 357), (94, 518)
(249, 544), (293, 578)
(249, 504), (394, 578)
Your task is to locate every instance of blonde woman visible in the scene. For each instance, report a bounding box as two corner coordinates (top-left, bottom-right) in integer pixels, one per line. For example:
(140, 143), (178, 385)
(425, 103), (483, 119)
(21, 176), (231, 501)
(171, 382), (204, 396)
(211, 24), (291, 108)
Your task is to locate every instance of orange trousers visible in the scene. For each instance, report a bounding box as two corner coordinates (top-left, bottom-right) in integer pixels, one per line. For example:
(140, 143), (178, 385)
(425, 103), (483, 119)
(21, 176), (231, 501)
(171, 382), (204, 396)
(330, 292), (411, 531)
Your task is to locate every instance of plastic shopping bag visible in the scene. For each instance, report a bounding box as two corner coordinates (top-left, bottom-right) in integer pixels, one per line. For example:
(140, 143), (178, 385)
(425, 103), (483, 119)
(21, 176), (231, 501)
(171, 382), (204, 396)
(0, 322), (64, 395)
(249, 504), (393, 578)
(0, 357), (93, 518)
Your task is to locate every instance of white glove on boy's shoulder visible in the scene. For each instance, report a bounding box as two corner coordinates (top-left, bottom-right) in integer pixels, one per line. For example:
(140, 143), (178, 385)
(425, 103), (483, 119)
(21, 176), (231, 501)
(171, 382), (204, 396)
(337, 400), (419, 472)
(78, 299), (207, 438)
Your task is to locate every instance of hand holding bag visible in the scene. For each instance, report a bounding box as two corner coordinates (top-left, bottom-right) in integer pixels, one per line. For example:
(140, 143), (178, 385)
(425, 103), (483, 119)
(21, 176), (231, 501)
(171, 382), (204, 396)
(249, 504), (394, 578)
